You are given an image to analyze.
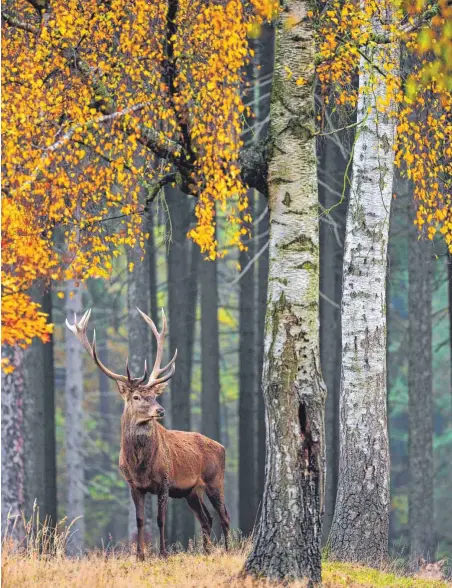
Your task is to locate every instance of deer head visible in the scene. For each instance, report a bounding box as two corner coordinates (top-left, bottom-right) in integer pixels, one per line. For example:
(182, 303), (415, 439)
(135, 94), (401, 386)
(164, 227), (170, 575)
(66, 308), (177, 424)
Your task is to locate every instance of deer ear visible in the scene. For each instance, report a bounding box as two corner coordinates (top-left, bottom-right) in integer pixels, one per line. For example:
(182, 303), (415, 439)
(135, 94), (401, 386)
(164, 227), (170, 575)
(153, 382), (169, 396)
(116, 381), (129, 397)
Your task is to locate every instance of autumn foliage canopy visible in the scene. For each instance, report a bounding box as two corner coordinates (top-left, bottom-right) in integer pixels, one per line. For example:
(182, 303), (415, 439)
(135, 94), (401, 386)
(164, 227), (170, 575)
(1, 0), (451, 354)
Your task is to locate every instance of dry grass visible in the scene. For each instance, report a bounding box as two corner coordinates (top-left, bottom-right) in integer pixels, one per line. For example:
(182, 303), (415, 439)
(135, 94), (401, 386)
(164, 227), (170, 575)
(2, 510), (450, 588)
(3, 548), (451, 588)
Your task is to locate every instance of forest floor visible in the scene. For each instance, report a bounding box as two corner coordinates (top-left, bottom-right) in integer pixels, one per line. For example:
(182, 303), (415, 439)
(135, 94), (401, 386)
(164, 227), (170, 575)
(2, 548), (450, 588)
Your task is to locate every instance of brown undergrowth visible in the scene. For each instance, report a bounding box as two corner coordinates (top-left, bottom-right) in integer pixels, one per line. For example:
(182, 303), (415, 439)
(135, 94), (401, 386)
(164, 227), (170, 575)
(1, 510), (449, 587)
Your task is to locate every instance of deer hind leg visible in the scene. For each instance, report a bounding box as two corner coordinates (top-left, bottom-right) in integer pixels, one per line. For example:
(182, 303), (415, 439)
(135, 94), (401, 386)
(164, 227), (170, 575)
(186, 490), (213, 552)
(206, 486), (230, 551)
(157, 489), (169, 558)
(131, 487), (146, 561)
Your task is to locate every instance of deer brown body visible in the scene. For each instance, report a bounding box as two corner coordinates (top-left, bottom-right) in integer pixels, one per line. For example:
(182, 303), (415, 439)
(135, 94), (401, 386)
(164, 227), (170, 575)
(66, 308), (230, 559)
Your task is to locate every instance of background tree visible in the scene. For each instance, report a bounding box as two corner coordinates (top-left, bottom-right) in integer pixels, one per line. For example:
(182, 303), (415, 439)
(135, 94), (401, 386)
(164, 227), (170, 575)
(408, 186), (434, 559)
(238, 190), (257, 536)
(65, 281), (85, 553)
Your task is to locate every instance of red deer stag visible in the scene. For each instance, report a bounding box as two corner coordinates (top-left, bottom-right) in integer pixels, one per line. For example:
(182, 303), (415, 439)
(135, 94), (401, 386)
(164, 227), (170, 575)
(66, 308), (230, 559)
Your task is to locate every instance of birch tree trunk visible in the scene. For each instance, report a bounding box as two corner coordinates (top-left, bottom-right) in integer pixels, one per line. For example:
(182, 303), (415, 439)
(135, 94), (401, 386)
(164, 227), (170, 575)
(1, 345), (26, 541)
(328, 12), (399, 562)
(245, 1), (326, 581)
(408, 196), (434, 559)
(65, 281), (85, 553)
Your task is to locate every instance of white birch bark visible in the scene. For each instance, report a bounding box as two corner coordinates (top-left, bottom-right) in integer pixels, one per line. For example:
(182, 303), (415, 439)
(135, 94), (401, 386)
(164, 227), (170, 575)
(245, 0), (327, 582)
(328, 6), (399, 562)
(65, 281), (85, 553)
(1, 345), (26, 541)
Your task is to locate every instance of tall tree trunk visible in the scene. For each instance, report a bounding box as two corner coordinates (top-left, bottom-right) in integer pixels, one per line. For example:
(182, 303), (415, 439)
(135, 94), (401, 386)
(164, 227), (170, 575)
(147, 206), (159, 358)
(127, 247), (153, 544)
(41, 289), (57, 526)
(24, 287), (57, 527)
(1, 345), (26, 541)
(254, 21), (273, 512)
(166, 187), (196, 547)
(256, 194), (269, 498)
(245, 1), (326, 581)
(65, 281), (85, 553)
(201, 252), (221, 443)
(328, 12), (398, 562)
(239, 190), (257, 536)
(449, 252), (452, 404)
(318, 126), (348, 542)
(200, 227), (221, 540)
(408, 193), (434, 559)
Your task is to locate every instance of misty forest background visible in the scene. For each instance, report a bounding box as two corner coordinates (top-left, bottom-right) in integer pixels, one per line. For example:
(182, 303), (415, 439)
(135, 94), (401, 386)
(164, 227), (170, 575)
(3, 24), (451, 560)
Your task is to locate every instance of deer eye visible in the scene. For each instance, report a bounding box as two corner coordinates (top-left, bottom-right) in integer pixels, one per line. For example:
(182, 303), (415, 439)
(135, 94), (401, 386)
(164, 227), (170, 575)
(133, 395), (140, 401)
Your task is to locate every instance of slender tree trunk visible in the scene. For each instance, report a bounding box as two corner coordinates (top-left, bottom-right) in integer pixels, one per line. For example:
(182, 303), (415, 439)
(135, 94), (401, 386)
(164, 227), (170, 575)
(245, 2), (326, 581)
(256, 194), (269, 498)
(41, 289), (57, 526)
(65, 281), (85, 553)
(147, 207), (159, 357)
(318, 126), (348, 542)
(201, 253), (221, 443)
(1, 345), (26, 541)
(408, 192), (434, 559)
(200, 227), (221, 540)
(127, 246), (153, 544)
(166, 187), (195, 546)
(239, 190), (257, 536)
(328, 12), (399, 562)
(23, 287), (57, 527)
(24, 331), (46, 520)
(254, 21), (273, 511)
(449, 252), (452, 404)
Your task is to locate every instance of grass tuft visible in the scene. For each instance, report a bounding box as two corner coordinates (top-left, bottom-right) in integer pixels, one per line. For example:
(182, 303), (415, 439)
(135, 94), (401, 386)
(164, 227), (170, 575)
(2, 513), (449, 587)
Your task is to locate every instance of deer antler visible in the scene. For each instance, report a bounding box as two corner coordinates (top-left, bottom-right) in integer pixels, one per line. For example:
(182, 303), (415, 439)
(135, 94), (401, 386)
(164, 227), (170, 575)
(136, 308), (177, 392)
(65, 309), (147, 385)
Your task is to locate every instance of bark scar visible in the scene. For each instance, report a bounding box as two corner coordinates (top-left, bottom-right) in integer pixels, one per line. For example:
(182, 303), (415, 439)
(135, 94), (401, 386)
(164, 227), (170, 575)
(299, 401), (318, 475)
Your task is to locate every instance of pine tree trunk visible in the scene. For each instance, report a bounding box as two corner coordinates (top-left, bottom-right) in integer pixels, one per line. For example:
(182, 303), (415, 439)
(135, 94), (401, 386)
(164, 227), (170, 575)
(24, 330), (46, 520)
(408, 194), (433, 559)
(318, 125), (348, 542)
(1, 345), (26, 541)
(239, 190), (257, 536)
(256, 193), (269, 498)
(245, 1), (326, 581)
(166, 187), (196, 547)
(127, 247), (154, 543)
(254, 22), (274, 502)
(65, 281), (85, 553)
(328, 12), (398, 562)
(200, 230), (222, 541)
(200, 253), (221, 443)
(41, 289), (57, 526)
(24, 286), (57, 527)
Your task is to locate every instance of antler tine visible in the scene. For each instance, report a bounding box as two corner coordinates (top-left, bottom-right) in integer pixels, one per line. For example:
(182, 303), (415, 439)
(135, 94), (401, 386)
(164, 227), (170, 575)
(66, 309), (129, 384)
(153, 362), (176, 394)
(137, 359), (148, 385)
(136, 307), (159, 339)
(137, 307), (176, 390)
(126, 357), (132, 383)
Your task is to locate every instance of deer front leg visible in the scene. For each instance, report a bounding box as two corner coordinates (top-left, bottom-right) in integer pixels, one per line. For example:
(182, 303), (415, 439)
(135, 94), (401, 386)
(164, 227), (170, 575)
(157, 488), (169, 558)
(131, 486), (146, 561)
